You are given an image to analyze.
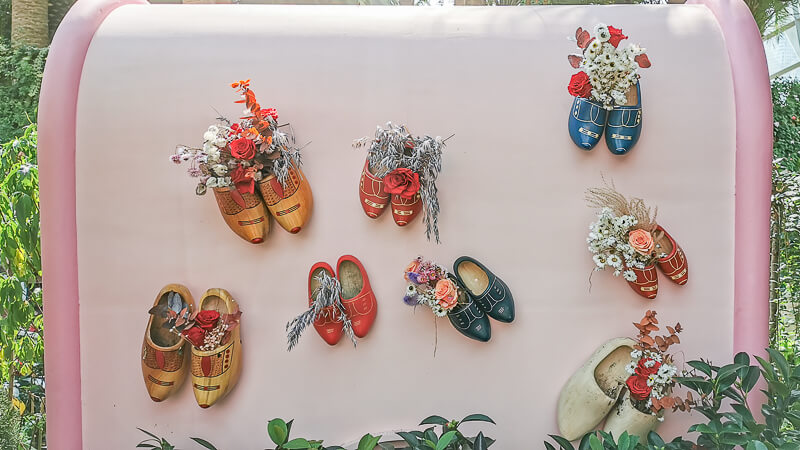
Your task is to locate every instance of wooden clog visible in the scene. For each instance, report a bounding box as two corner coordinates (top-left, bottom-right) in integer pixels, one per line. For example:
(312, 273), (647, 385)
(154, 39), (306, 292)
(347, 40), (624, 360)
(257, 164), (313, 234)
(557, 337), (637, 440)
(212, 186), (269, 244)
(190, 288), (242, 408)
(141, 284), (194, 402)
(446, 278), (492, 342)
(603, 391), (660, 438)
(309, 262), (344, 345)
(336, 255), (377, 338)
(391, 193), (421, 226)
(654, 225), (688, 286)
(625, 264), (658, 300)
(453, 256), (515, 323)
(358, 160), (390, 219)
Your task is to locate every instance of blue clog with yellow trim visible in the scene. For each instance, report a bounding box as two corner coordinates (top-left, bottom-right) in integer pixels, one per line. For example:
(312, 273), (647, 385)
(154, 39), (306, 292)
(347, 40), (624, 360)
(568, 96), (608, 150)
(605, 82), (642, 156)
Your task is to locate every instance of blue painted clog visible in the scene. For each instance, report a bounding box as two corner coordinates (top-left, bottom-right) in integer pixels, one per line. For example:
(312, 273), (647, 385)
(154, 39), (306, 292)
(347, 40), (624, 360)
(605, 82), (642, 155)
(568, 96), (608, 150)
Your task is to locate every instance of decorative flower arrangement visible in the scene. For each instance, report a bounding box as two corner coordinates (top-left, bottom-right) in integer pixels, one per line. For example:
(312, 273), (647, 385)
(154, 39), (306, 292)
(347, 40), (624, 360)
(285, 270), (356, 351)
(172, 80), (301, 197)
(624, 310), (694, 416)
(567, 23), (651, 109)
(402, 257), (462, 317)
(171, 79), (313, 242)
(148, 291), (242, 352)
(354, 123), (448, 243)
(586, 185), (658, 282)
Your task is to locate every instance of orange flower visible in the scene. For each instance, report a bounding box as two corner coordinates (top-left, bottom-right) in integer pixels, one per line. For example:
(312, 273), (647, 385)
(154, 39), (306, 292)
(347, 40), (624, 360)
(629, 229), (655, 256)
(266, 135), (273, 146)
(434, 279), (458, 310)
(405, 260), (420, 274)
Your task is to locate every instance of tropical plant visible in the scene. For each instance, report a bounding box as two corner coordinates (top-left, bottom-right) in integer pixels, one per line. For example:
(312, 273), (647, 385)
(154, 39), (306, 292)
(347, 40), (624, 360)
(0, 42), (47, 144)
(544, 430), (692, 450)
(394, 414), (495, 450)
(137, 428), (176, 450)
(0, 392), (21, 450)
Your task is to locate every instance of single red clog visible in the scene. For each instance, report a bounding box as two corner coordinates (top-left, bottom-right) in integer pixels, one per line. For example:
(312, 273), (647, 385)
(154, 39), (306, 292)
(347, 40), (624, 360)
(625, 264), (658, 300)
(309, 262), (343, 345)
(359, 160), (389, 219)
(336, 255), (377, 338)
(391, 193), (422, 226)
(654, 225), (688, 286)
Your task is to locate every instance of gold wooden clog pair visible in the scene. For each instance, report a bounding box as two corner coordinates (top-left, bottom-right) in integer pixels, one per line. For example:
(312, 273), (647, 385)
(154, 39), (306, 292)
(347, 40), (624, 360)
(141, 284), (242, 408)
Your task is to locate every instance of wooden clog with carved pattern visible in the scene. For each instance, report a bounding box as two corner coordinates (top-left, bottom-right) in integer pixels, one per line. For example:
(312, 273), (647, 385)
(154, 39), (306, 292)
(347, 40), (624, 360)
(391, 193), (422, 227)
(212, 186), (269, 244)
(257, 164), (313, 234)
(337, 255), (377, 338)
(190, 288), (242, 409)
(654, 225), (688, 286)
(358, 160), (390, 219)
(309, 262), (344, 345)
(141, 284), (194, 402)
(625, 264), (658, 299)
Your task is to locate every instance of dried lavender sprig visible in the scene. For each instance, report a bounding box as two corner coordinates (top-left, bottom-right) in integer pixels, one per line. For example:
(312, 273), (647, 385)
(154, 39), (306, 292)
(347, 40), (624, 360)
(408, 134), (444, 243)
(285, 271), (356, 351)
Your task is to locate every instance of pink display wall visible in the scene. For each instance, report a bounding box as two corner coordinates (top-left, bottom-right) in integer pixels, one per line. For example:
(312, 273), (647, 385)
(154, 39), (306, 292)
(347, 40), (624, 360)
(39, 1), (771, 448)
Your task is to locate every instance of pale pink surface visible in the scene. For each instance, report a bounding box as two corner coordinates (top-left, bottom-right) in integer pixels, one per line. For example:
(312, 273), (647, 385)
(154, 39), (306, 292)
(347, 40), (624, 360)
(688, 0), (773, 360)
(38, 0), (145, 448)
(37, 2), (770, 448)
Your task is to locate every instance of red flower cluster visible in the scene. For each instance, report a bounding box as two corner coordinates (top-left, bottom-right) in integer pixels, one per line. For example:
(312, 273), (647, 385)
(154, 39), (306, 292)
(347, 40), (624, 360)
(229, 137), (256, 160)
(567, 71), (592, 98)
(180, 310), (221, 348)
(231, 165), (256, 195)
(607, 25), (628, 48)
(383, 168), (421, 199)
(625, 357), (661, 401)
(259, 108), (279, 122)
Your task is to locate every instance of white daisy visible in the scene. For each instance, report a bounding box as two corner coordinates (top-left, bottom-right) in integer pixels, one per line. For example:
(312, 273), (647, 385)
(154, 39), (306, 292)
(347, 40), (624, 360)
(623, 270), (637, 282)
(594, 23), (610, 42)
(607, 254), (622, 268)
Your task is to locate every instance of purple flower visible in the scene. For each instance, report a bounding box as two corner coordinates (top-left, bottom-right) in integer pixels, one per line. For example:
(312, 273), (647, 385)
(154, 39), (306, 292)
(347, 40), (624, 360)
(187, 167), (202, 177)
(170, 154), (182, 164)
(403, 293), (419, 306)
(406, 272), (421, 284)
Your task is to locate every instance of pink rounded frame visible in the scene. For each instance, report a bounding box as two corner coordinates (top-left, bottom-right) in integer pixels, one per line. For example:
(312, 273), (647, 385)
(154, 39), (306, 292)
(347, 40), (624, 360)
(38, 0), (771, 447)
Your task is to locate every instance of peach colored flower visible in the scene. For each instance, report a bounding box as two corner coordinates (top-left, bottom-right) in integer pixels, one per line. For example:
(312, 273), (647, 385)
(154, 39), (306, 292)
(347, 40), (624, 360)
(405, 260), (421, 274)
(434, 279), (458, 310)
(629, 229), (655, 256)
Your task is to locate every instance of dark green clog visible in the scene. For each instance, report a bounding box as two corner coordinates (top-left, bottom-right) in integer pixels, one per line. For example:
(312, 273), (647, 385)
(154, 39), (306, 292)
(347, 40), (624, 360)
(447, 279), (491, 342)
(454, 256), (515, 323)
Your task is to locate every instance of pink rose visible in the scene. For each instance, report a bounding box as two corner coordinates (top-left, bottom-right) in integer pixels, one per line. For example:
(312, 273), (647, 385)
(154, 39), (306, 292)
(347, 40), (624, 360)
(629, 229), (655, 256)
(434, 279), (458, 310)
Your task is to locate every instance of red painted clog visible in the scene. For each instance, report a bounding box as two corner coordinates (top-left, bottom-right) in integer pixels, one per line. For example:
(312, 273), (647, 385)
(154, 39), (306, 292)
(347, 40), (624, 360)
(358, 160), (389, 219)
(391, 193), (422, 226)
(309, 262), (343, 345)
(336, 255), (377, 338)
(625, 264), (658, 300)
(654, 225), (688, 286)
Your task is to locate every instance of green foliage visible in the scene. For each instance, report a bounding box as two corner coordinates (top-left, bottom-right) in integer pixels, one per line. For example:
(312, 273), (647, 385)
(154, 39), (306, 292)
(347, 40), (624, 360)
(772, 78), (800, 170)
(0, 393), (21, 450)
(544, 430), (692, 450)
(137, 428), (175, 450)
(396, 414), (495, 450)
(0, 41), (47, 144)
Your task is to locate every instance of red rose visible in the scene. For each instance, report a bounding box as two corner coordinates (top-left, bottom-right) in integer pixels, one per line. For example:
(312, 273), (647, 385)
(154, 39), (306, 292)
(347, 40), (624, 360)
(635, 358), (661, 377)
(230, 165), (255, 194)
(383, 168), (421, 199)
(259, 108), (278, 121)
(195, 310), (220, 330)
(607, 26), (628, 48)
(229, 137), (256, 160)
(181, 326), (206, 348)
(567, 71), (592, 98)
(626, 374), (652, 401)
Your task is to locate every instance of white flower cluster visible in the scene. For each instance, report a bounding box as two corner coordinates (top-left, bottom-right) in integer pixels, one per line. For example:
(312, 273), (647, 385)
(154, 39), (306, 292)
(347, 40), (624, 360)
(581, 23), (645, 109)
(625, 349), (678, 404)
(588, 208), (650, 278)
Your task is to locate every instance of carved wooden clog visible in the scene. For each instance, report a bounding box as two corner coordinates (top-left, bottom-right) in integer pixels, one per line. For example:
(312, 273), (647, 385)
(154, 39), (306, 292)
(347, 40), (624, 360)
(190, 288), (242, 408)
(358, 160), (390, 219)
(141, 284), (194, 402)
(309, 262), (344, 345)
(391, 193), (421, 226)
(625, 264), (658, 300)
(337, 255), (377, 338)
(257, 164), (313, 234)
(654, 225), (688, 286)
(557, 337), (637, 440)
(212, 186), (269, 244)
(603, 391), (660, 438)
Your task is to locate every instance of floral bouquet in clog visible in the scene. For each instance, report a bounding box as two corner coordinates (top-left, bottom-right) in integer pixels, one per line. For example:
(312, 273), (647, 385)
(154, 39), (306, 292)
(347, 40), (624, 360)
(354, 123), (447, 242)
(586, 183), (689, 299)
(623, 311), (693, 415)
(402, 257), (460, 317)
(148, 293), (241, 352)
(567, 24), (651, 154)
(172, 80), (313, 243)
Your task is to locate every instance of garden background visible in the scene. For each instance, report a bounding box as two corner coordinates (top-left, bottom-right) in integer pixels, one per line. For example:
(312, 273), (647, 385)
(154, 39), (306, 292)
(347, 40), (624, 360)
(1, 0), (798, 448)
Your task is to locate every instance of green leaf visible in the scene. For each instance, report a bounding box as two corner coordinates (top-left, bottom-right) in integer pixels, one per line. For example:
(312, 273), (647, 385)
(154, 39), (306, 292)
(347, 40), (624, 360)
(743, 366), (762, 392)
(544, 443), (557, 450)
(548, 434), (575, 450)
(397, 432), (420, 446)
(687, 360), (714, 377)
(460, 414), (495, 425)
(357, 433), (382, 450)
(617, 432), (630, 450)
(435, 431), (457, 450)
(746, 441), (770, 450)
(424, 428), (438, 444)
(588, 434), (603, 450)
(473, 432), (488, 450)
(420, 415), (449, 426)
(734, 352), (751, 366)
(190, 437), (219, 450)
(646, 431), (665, 447)
(283, 437), (313, 449)
(767, 348), (790, 380)
(137, 428), (162, 441)
(268, 418), (289, 446)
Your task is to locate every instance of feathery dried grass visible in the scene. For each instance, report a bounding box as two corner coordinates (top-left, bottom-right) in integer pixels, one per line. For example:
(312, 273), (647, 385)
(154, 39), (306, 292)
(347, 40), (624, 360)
(585, 181), (657, 232)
